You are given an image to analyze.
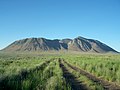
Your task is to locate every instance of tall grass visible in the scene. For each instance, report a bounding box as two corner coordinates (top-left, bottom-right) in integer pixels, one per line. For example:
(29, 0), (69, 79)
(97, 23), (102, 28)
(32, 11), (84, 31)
(0, 55), (71, 90)
(64, 54), (120, 85)
(1, 52), (120, 90)
(63, 60), (104, 90)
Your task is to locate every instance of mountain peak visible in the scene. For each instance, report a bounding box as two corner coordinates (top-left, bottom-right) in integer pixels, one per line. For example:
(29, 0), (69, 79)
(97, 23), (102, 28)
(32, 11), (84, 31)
(76, 36), (86, 39)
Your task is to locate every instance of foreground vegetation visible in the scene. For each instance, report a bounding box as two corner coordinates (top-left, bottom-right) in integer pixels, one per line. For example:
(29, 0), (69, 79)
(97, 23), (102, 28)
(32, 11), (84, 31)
(0, 52), (120, 90)
(0, 53), (70, 90)
(64, 54), (120, 85)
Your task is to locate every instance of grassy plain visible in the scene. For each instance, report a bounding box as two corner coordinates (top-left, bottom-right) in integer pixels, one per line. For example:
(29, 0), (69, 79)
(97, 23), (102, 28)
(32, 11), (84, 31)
(0, 51), (120, 90)
(63, 53), (120, 85)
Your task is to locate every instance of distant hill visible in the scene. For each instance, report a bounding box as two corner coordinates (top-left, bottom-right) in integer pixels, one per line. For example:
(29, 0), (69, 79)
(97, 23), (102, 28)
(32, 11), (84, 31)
(2, 36), (118, 53)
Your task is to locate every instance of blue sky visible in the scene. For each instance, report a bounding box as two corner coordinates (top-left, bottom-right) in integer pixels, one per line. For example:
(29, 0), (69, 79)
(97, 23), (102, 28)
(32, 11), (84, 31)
(0, 0), (120, 51)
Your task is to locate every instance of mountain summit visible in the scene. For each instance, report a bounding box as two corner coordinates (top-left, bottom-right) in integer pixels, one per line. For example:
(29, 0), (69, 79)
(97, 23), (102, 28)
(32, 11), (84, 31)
(2, 36), (118, 53)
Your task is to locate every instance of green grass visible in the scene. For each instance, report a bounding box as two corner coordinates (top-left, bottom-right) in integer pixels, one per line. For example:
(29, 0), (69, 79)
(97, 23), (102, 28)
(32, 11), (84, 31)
(63, 60), (104, 90)
(0, 53), (71, 90)
(0, 52), (120, 90)
(0, 57), (46, 78)
(63, 54), (120, 85)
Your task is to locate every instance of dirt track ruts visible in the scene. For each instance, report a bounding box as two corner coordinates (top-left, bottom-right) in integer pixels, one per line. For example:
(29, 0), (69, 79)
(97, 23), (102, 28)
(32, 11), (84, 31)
(59, 59), (88, 90)
(62, 59), (120, 90)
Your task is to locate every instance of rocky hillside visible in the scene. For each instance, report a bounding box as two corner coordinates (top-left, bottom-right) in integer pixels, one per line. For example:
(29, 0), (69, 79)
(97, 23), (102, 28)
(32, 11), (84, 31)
(2, 36), (118, 53)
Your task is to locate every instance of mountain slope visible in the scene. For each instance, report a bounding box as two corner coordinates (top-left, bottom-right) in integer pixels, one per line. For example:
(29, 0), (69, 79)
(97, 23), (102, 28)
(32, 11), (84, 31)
(2, 36), (118, 53)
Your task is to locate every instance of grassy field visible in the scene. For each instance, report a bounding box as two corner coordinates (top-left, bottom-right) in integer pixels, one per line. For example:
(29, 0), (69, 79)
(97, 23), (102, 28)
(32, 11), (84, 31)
(0, 52), (120, 90)
(63, 54), (120, 85)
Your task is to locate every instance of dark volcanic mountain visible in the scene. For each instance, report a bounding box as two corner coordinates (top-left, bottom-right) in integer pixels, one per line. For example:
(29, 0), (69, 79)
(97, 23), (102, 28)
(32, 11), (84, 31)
(2, 36), (118, 53)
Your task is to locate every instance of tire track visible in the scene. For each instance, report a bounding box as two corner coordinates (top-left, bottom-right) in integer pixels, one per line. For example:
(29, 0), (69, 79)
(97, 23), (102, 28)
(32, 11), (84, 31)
(59, 59), (88, 90)
(62, 59), (120, 90)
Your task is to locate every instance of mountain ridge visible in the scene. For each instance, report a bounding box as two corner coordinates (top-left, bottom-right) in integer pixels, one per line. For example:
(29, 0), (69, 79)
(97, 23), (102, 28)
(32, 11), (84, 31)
(2, 36), (118, 53)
